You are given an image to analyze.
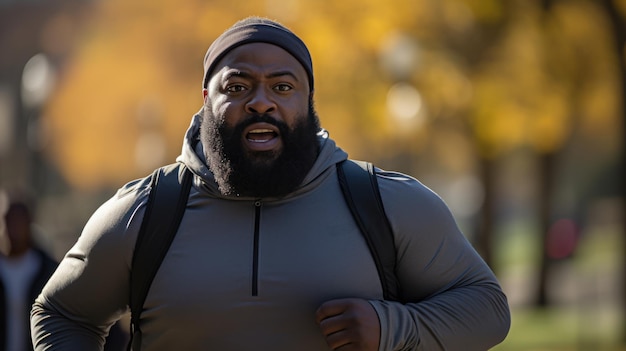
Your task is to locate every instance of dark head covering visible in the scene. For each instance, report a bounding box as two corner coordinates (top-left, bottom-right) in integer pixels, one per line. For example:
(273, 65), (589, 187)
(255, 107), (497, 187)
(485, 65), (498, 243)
(202, 17), (314, 91)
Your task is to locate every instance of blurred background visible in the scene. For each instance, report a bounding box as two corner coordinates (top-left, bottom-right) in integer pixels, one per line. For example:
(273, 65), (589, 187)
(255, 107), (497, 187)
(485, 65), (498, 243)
(0, 0), (624, 350)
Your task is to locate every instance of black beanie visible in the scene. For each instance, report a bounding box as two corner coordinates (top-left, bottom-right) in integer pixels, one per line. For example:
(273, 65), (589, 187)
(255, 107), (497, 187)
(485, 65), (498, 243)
(202, 17), (314, 91)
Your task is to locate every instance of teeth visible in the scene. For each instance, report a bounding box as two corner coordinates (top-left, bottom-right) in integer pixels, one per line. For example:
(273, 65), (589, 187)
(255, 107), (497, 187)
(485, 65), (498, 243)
(246, 128), (276, 143)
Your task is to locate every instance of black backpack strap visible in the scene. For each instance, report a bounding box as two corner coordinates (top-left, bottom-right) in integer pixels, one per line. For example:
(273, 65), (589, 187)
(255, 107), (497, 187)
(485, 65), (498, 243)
(337, 160), (401, 301)
(127, 163), (193, 351)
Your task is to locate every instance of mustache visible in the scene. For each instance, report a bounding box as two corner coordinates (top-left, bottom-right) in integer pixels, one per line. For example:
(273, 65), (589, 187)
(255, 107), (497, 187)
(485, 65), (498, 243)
(239, 114), (286, 129)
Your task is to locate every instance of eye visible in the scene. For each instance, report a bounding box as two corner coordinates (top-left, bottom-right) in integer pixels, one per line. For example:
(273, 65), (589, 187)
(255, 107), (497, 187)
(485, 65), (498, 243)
(274, 83), (293, 92)
(226, 84), (247, 94)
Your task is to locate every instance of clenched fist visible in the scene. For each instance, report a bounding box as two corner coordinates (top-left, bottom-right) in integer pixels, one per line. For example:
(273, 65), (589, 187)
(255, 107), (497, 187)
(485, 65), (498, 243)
(315, 298), (381, 351)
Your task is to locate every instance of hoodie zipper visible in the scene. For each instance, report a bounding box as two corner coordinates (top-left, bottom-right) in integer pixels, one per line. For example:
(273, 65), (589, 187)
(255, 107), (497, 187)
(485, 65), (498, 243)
(252, 200), (262, 296)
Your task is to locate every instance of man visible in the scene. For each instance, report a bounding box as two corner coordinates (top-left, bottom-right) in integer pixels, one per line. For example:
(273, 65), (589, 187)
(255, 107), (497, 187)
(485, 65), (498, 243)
(31, 17), (511, 350)
(1, 198), (57, 351)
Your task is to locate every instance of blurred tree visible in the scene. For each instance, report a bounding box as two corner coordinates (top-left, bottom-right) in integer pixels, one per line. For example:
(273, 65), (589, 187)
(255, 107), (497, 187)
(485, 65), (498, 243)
(446, 0), (511, 268)
(540, 0), (623, 309)
(0, 0), (88, 193)
(465, 0), (621, 308)
(599, 0), (626, 342)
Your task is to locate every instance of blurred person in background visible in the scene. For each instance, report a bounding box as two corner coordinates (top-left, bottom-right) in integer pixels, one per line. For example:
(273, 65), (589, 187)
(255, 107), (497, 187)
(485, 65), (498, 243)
(0, 195), (57, 351)
(0, 194), (128, 351)
(31, 17), (510, 350)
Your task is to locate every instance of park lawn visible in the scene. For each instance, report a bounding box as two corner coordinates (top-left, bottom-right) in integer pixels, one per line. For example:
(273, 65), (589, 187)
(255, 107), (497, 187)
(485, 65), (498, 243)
(492, 306), (624, 351)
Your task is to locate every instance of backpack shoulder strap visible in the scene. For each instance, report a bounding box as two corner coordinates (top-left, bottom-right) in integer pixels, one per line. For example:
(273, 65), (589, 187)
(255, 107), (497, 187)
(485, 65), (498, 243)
(128, 162), (192, 351)
(337, 160), (401, 301)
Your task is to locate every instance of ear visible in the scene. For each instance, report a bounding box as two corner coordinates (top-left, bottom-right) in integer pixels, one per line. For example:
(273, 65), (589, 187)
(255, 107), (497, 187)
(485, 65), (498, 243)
(202, 89), (208, 103)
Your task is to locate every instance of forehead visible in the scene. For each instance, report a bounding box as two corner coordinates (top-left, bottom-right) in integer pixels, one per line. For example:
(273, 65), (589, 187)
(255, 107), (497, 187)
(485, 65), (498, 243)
(210, 43), (309, 83)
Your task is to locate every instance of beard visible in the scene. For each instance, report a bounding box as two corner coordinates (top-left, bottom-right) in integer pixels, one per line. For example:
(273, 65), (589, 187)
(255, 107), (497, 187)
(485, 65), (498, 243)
(200, 100), (321, 198)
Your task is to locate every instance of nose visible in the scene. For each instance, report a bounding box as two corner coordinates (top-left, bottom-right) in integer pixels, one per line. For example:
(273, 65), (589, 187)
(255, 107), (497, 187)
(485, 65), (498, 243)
(245, 87), (276, 115)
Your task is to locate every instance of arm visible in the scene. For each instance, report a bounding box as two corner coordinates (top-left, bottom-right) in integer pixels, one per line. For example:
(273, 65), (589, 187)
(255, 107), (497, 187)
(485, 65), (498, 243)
(369, 171), (510, 351)
(30, 180), (149, 350)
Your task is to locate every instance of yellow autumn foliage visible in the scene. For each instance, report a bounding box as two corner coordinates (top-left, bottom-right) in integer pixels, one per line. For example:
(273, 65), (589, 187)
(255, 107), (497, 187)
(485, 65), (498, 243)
(40, 0), (622, 189)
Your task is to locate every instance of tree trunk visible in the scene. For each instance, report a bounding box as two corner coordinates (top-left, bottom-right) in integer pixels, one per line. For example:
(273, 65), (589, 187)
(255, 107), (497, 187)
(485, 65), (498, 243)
(476, 156), (495, 268)
(536, 152), (555, 307)
(599, 0), (626, 343)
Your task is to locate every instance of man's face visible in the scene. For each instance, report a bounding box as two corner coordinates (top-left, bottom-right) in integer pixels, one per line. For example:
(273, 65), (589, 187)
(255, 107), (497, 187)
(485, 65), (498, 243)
(201, 43), (320, 197)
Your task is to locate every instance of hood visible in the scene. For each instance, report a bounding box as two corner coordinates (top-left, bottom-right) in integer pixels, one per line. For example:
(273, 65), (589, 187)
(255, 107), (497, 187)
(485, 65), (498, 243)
(176, 110), (349, 201)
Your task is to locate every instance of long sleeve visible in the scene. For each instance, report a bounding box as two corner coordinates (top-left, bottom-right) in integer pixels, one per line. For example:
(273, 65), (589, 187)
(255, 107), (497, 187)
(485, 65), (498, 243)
(371, 171), (511, 351)
(30, 179), (150, 351)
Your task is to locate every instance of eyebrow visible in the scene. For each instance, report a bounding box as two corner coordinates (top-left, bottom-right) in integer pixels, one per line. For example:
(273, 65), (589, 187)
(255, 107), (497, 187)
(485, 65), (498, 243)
(267, 70), (299, 81)
(223, 69), (299, 82)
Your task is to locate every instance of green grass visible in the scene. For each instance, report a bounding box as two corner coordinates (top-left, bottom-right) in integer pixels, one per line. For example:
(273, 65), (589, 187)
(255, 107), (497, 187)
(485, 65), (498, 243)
(490, 218), (625, 351)
(492, 307), (624, 351)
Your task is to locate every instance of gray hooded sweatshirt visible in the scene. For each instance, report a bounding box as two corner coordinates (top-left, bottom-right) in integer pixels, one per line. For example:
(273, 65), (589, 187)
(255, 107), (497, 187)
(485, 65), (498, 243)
(31, 113), (510, 351)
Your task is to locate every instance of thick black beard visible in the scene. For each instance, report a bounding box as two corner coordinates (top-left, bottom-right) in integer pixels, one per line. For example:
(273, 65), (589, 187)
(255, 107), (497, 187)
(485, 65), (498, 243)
(200, 101), (321, 198)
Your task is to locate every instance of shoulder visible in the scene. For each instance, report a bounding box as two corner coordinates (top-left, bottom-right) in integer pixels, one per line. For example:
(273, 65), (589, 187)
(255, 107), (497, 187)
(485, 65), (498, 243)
(375, 168), (449, 215)
(373, 167), (462, 247)
(114, 172), (154, 205)
(60, 172), (157, 273)
(100, 173), (153, 220)
(80, 172), (154, 246)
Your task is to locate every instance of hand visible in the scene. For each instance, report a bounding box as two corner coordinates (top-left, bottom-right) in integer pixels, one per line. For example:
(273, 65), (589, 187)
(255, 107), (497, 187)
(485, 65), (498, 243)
(315, 298), (381, 351)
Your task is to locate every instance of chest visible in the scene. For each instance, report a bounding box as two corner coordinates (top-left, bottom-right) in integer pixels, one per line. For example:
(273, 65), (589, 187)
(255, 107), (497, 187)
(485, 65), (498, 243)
(138, 194), (383, 349)
(143, 190), (381, 310)
(154, 198), (381, 298)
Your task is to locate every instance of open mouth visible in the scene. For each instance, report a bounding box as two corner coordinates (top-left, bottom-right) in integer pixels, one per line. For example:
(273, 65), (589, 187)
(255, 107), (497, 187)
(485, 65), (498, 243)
(243, 123), (281, 151)
(247, 128), (277, 143)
